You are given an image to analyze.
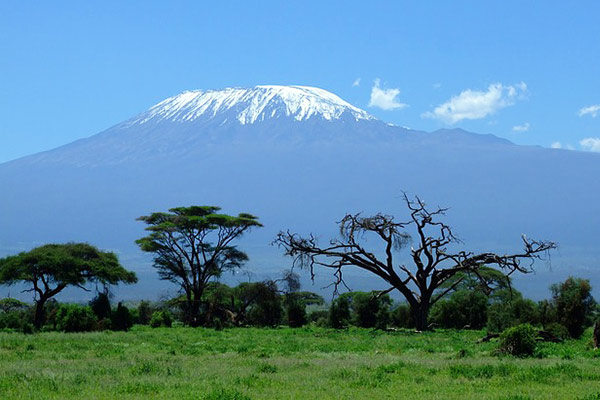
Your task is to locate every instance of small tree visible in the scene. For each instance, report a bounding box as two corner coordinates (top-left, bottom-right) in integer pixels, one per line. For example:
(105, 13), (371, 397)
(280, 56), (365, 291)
(0, 243), (137, 329)
(243, 281), (283, 327)
(285, 293), (307, 328)
(276, 195), (555, 331)
(136, 206), (261, 326)
(328, 296), (351, 328)
(111, 302), (133, 331)
(551, 277), (595, 338)
(90, 290), (112, 320)
(137, 301), (154, 325)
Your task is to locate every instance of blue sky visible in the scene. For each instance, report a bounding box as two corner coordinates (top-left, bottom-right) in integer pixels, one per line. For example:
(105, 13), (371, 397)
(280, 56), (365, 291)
(1, 1), (599, 162)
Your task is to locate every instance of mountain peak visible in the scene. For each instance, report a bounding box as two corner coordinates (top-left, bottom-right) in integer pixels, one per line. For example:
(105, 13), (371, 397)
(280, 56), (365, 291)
(126, 85), (376, 126)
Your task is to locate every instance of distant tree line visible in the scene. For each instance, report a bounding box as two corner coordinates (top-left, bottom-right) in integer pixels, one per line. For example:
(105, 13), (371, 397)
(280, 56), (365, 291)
(0, 198), (597, 342)
(0, 273), (596, 340)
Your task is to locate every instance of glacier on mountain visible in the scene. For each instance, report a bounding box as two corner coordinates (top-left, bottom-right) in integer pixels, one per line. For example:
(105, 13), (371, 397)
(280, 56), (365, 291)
(126, 85), (376, 126)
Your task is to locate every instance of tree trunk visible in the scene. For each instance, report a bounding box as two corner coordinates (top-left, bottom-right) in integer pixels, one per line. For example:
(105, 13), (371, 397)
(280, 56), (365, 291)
(412, 303), (430, 331)
(33, 297), (47, 330)
(189, 297), (202, 327)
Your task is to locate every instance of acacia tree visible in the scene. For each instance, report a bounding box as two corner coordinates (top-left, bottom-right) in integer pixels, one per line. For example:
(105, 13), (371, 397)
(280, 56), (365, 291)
(136, 206), (262, 326)
(275, 195), (556, 331)
(0, 243), (137, 329)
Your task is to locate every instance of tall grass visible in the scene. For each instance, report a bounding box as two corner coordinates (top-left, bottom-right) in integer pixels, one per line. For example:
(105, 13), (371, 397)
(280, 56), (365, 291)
(0, 326), (599, 399)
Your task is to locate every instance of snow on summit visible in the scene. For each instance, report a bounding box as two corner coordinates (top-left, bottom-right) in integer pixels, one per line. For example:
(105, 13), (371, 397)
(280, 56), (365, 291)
(129, 85), (376, 125)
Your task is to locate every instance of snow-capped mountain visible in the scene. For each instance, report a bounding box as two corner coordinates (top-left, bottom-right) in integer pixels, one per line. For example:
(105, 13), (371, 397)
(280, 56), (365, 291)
(126, 85), (375, 126)
(12, 85), (392, 167)
(8, 85), (509, 167)
(1, 85), (599, 300)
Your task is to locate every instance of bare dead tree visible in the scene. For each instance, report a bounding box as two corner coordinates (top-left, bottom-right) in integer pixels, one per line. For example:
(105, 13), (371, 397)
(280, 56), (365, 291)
(274, 194), (556, 331)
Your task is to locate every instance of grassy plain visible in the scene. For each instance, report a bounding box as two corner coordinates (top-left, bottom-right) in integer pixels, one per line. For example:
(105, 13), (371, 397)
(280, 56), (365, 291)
(1, 326), (600, 399)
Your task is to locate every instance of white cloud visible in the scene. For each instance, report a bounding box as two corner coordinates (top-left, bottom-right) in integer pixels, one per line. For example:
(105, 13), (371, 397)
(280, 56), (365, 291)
(512, 122), (530, 132)
(553, 142), (575, 150)
(422, 82), (527, 124)
(550, 142), (562, 149)
(580, 137), (600, 152)
(368, 79), (407, 110)
(433, 83), (442, 89)
(352, 78), (361, 87)
(578, 105), (600, 118)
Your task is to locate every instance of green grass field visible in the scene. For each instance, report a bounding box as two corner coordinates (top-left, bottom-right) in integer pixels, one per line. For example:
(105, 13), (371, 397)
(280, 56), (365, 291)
(1, 326), (600, 399)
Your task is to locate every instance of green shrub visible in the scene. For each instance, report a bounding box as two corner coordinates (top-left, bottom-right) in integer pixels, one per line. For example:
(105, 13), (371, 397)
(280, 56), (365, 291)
(391, 304), (413, 328)
(328, 296), (350, 328)
(111, 302), (133, 331)
(233, 281), (282, 327)
(285, 294), (307, 328)
(537, 299), (556, 326)
(21, 322), (35, 334)
(137, 301), (154, 325)
(55, 304), (98, 332)
(307, 310), (328, 323)
(89, 291), (111, 320)
(0, 298), (29, 313)
(375, 306), (391, 330)
(326, 292), (392, 329)
(96, 318), (112, 331)
(0, 308), (33, 331)
(544, 322), (569, 341)
(42, 299), (61, 330)
(350, 292), (392, 328)
(150, 310), (173, 328)
(430, 290), (488, 329)
(498, 324), (537, 357)
(245, 284), (282, 327)
(487, 292), (539, 333)
(212, 317), (224, 331)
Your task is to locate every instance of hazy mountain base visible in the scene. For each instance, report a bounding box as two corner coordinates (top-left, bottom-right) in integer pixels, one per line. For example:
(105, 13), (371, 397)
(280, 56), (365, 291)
(1, 120), (599, 301)
(1, 326), (599, 399)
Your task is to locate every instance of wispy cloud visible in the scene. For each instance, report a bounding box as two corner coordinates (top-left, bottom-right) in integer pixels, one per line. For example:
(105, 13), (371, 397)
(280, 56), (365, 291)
(368, 79), (407, 111)
(352, 78), (361, 87)
(580, 137), (600, 152)
(512, 122), (530, 132)
(552, 142), (576, 150)
(422, 82), (527, 124)
(578, 105), (600, 118)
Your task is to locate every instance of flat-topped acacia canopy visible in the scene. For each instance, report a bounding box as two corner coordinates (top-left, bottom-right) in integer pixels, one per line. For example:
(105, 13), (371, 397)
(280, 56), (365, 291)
(136, 206), (262, 327)
(0, 242), (137, 329)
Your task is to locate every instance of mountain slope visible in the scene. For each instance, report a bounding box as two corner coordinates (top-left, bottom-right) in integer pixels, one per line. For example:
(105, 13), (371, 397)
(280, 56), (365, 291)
(1, 85), (599, 300)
